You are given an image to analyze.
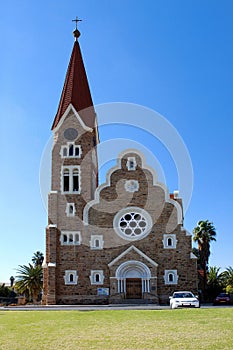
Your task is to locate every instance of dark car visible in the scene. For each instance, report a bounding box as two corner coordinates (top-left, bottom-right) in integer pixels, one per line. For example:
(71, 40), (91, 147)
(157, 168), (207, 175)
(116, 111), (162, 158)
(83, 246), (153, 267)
(213, 293), (231, 305)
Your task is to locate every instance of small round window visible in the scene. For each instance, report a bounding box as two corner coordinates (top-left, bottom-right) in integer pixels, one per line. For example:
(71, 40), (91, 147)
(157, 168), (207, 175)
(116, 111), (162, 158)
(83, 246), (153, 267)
(113, 207), (152, 241)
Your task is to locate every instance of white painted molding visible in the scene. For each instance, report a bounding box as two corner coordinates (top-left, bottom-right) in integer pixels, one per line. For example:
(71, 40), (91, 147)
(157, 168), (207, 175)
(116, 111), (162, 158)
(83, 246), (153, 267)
(48, 262), (56, 267)
(53, 104), (93, 133)
(108, 245), (158, 267)
(83, 148), (183, 225)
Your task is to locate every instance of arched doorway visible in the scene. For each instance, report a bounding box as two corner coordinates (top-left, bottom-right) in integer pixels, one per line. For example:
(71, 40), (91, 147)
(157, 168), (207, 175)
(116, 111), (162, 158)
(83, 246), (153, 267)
(115, 260), (151, 299)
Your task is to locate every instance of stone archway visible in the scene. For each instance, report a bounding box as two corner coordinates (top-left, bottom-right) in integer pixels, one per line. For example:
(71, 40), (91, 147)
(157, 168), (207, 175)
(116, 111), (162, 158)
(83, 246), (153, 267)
(115, 260), (151, 299)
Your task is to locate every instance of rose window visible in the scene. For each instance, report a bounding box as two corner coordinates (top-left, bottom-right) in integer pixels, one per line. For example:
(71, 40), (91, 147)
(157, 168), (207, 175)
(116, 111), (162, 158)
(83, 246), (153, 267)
(113, 207), (152, 241)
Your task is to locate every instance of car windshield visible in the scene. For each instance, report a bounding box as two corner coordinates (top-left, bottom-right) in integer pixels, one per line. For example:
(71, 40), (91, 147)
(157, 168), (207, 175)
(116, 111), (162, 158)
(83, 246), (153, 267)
(173, 292), (194, 298)
(218, 293), (228, 297)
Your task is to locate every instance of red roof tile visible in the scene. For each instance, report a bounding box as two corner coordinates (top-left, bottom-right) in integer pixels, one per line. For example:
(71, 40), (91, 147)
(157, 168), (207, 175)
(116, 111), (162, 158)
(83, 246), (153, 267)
(52, 39), (95, 130)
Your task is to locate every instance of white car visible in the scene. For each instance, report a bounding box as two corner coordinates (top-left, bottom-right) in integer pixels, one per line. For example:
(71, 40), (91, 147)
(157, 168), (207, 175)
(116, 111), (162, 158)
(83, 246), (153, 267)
(169, 291), (200, 309)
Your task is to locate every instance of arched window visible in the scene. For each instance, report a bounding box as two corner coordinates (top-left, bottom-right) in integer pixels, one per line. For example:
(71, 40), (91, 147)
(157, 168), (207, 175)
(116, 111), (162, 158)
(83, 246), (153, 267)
(69, 144), (74, 156)
(126, 157), (136, 171)
(69, 273), (74, 282)
(74, 234), (79, 244)
(164, 270), (178, 285)
(61, 231), (81, 246)
(163, 234), (177, 249)
(95, 274), (100, 283)
(167, 237), (173, 246)
(90, 270), (104, 285)
(61, 143), (81, 158)
(90, 235), (104, 249)
(73, 168), (79, 192)
(61, 166), (81, 194)
(66, 203), (75, 217)
(64, 270), (78, 285)
(63, 148), (67, 157)
(168, 273), (174, 282)
(63, 169), (70, 192)
(75, 146), (80, 157)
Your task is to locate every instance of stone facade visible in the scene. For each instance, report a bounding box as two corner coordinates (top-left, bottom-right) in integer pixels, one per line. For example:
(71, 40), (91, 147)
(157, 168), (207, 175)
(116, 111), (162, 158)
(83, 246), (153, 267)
(42, 34), (198, 305)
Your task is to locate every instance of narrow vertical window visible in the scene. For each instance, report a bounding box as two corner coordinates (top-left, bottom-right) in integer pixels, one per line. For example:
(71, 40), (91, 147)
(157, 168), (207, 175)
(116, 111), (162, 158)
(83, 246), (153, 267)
(126, 157), (136, 171)
(75, 146), (80, 157)
(63, 147), (67, 157)
(95, 274), (100, 283)
(69, 144), (74, 156)
(90, 270), (104, 285)
(167, 238), (172, 246)
(73, 168), (79, 192)
(63, 169), (69, 192)
(69, 205), (74, 215)
(164, 270), (178, 285)
(66, 203), (76, 217)
(168, 273), (174, 282)
(90, 235), (104, 249)
(69, 274), (74, 283)
(64, 270), (78, 285)
(63, 234), (68, 243)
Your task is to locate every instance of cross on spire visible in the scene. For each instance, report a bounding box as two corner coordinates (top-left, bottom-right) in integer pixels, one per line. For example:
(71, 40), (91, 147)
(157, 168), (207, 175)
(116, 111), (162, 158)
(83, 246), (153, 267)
(72, 16), (82, 30)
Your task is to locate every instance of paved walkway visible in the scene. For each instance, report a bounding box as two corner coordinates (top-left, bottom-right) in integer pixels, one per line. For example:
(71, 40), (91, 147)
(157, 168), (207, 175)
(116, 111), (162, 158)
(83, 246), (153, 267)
(2, 304), (169, 311)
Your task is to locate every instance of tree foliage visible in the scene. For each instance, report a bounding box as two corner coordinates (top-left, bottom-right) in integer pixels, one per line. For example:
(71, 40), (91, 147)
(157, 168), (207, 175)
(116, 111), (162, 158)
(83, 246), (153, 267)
(193, 220), (217, 269)
(193, 220), (217, 300)
(15, 263), (43, 303)
(206, 266), (223, 300)
(222, 266), (233, 294)
(32, 251), (44, 267)
(0, 284), (11, 297)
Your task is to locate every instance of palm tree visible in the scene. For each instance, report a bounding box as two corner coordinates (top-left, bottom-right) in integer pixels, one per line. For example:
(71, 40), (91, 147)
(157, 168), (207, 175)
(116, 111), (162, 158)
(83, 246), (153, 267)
(207, 266), (223, 301)
(222, 266), (233, 294)
(32, 251), (44, 267)
(193, 220), (217, 299)
(15, 264), (43, 303)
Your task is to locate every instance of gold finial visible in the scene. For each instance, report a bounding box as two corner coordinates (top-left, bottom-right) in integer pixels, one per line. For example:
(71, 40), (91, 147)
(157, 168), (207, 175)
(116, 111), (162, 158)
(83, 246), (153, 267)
(72, 16), (82, 40)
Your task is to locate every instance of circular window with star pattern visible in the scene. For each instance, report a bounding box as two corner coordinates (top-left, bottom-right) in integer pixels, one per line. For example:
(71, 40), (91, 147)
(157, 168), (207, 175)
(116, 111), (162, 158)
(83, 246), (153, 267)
(113, 207), (153, 241)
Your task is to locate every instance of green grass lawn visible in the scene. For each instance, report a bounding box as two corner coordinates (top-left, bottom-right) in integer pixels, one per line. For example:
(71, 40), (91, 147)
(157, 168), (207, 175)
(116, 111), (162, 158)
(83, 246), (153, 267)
(0, 308), (232, 350)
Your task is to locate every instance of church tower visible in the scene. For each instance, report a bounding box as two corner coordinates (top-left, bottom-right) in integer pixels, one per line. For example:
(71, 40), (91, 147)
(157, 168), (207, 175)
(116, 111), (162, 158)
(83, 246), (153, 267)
(42, 25), (98, 305)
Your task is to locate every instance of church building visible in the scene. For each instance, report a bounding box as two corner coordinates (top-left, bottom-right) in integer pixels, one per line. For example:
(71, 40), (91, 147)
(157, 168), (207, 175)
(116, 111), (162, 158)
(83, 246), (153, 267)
(42, 26), (198, 305)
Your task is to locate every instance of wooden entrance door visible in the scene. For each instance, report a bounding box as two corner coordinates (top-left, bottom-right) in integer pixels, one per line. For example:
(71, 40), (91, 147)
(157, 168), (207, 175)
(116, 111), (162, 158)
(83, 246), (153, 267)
(126, 278), (142, 299)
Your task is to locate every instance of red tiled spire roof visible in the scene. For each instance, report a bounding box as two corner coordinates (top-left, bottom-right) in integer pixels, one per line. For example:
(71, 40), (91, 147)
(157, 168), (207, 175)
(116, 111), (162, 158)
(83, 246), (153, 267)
(52, 31), (95, 130)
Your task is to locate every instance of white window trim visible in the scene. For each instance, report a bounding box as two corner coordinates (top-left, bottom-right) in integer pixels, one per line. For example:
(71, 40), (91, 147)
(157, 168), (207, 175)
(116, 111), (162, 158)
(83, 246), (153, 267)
(90, 235), (104, 250)
(64, 270), (78, 285)
(60, 142), (82, 158)
(164, 270), (178, 285)
(124, 180), (139, 193)
(162, 234), (177, 249)
(61, 165), (81, 194)
(126, 157), (136, 171)
(66, 203), (76, 217)
(90, 270), (104, 285)
(60, 231), (82, 245)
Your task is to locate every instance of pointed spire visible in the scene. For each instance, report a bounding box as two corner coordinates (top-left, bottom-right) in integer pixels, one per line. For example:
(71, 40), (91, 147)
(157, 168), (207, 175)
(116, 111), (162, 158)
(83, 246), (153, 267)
(52, 22), (95, 130)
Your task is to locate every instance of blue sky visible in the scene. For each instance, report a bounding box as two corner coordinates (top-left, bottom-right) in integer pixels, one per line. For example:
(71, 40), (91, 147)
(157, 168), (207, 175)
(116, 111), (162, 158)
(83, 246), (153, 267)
(1, 0), (233, 282)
